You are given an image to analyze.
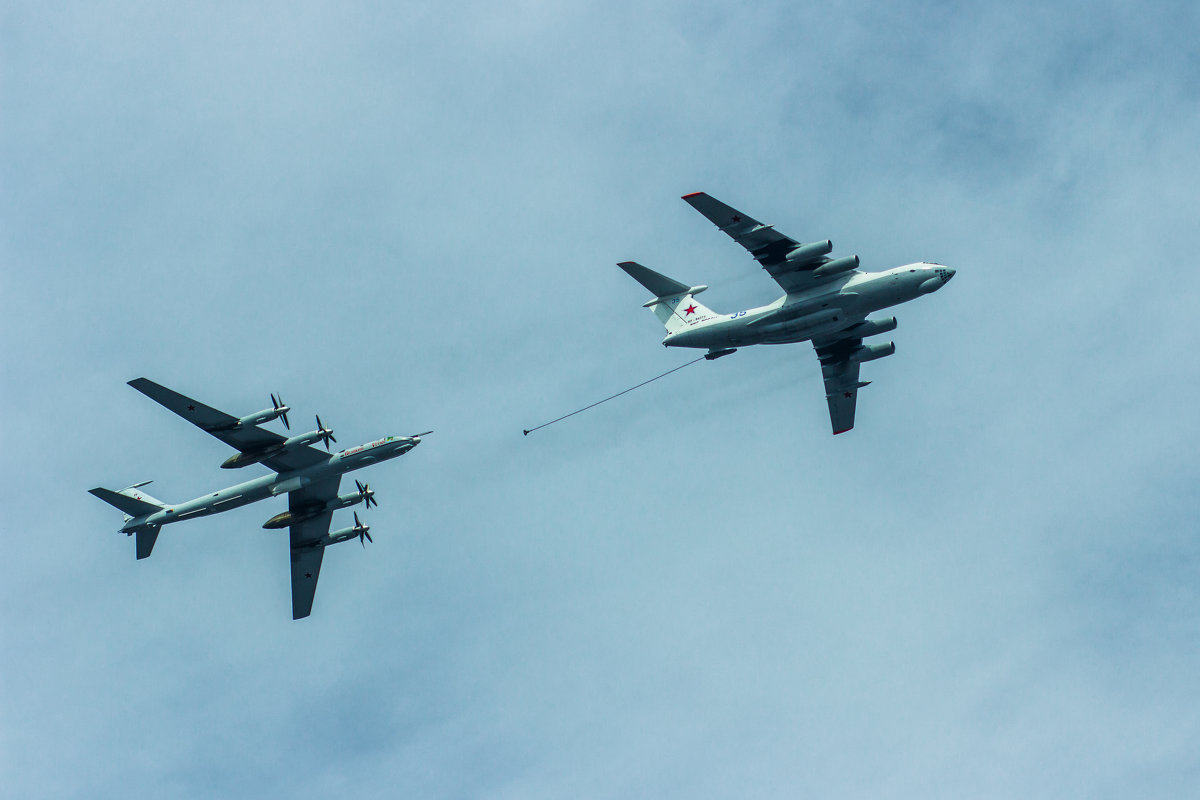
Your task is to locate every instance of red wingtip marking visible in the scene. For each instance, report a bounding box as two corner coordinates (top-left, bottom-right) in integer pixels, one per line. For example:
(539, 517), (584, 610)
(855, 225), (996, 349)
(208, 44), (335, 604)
(833, 428), (852, 435)
(681, 192), (704, 199)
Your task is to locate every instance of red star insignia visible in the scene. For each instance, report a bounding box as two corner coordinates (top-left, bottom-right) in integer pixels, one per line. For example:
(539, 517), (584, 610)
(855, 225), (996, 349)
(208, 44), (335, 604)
(731, 215), (742, 222)
(187, 405), (196, 411)
(685, 304), (697, 315)
(843, 391), (853, 398)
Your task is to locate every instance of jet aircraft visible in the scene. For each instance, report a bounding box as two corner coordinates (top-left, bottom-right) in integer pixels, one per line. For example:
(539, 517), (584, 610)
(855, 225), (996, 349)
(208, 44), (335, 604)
(90, 378), (428, 619)
(619, 192), (955, 434)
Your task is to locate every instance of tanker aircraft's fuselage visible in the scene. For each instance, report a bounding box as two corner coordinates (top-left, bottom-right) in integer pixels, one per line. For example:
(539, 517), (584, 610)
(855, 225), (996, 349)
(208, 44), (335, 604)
(662, 263), (955, 350)
(119, 436), (419, 532)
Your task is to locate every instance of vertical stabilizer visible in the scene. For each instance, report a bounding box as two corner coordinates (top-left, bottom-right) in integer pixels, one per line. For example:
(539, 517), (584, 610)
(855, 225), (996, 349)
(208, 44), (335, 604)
(90, 483), (167, 559)
(135, 526), (161, 559)
(617, 261), (719, 333)
(648, 292), (719, 333)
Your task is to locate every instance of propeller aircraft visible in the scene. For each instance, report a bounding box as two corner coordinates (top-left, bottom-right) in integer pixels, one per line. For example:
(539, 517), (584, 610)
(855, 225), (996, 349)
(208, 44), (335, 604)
(90, 378), (429, 619)
(619, 192), (955, 434)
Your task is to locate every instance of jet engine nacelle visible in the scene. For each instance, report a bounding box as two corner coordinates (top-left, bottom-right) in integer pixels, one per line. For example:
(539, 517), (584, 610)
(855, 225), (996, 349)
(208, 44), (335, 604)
(848, 341), (896, 364)
(848, 316), (898, 339)
(784, 240), (833, 266)
(812, 255), (859, 278)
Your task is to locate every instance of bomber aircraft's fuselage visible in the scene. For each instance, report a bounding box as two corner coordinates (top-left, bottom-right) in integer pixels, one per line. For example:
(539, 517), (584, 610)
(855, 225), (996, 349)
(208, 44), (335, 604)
(119, 435), (419, 532)
(662, 263), (955, 349)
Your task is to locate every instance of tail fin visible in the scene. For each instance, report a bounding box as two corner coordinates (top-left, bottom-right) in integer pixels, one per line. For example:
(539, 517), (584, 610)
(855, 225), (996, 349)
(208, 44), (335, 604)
(617, 261), (720, 333)
(89, 483), (165, 559)
(133, 527), (161, 559)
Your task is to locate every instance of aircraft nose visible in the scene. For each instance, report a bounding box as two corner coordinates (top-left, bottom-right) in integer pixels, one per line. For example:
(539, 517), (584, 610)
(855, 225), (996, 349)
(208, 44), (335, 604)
(937, 267), (955, 284)
(406, 431), (432, 446)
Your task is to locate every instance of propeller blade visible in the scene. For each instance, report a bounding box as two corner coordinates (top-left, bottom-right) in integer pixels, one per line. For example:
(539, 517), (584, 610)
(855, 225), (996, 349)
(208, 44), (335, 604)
(273, 394), (290, 430)
(354, 512), (372, 547)
(413, 430), (434, 438)
(315, 415), (333, 450)
(355, 480), (377, 508)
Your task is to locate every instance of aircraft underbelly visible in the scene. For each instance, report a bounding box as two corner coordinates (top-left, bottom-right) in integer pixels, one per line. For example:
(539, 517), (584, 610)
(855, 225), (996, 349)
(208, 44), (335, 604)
(744, 294), (867, 345)
(168, 480), (277, 523)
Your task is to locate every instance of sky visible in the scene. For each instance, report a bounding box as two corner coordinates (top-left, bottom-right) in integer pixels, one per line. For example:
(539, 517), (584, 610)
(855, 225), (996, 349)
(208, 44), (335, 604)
(3, 1), (1200, 797)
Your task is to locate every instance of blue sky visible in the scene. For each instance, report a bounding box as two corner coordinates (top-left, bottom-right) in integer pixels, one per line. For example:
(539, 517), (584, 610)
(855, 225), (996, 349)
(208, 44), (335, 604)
(3, 1), (1199, 797)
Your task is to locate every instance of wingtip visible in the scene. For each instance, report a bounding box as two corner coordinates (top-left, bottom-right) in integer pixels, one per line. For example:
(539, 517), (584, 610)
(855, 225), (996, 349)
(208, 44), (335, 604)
(833, 427), (853, 435)
(681, 191), (704, 199)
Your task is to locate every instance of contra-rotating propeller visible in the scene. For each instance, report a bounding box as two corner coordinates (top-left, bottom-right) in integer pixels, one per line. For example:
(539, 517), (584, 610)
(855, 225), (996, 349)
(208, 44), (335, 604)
(355, 479), (377, 508)
(314, 415), (337, 450)
(271, 394), (290, 430)
(353, 512), (372, 547)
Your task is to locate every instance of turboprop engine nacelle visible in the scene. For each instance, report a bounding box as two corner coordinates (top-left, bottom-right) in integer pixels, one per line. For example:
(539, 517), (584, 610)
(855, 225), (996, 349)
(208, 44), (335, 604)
(330, 491), (370, 511)
(320, 525), (367, 547)
(232, 407), (282, 429)
(784, 240), (833, 266)
(216, 394), (290, 432)
(848, 341), (896, 364)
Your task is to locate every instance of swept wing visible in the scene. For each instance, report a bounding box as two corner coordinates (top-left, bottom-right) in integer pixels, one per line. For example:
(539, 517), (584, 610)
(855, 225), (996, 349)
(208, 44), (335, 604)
(287, 477), (340, 619)
(813, 336), (863, 435)
(128, 378), (329, 473)
(812, 332), (896, 435)
(682, 192), (853, 293)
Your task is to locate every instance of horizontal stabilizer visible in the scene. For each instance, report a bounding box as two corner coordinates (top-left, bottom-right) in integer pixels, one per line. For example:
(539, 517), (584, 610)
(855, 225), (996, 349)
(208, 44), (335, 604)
(617, 261), (690, 299)
(89, 487), (162, 518)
